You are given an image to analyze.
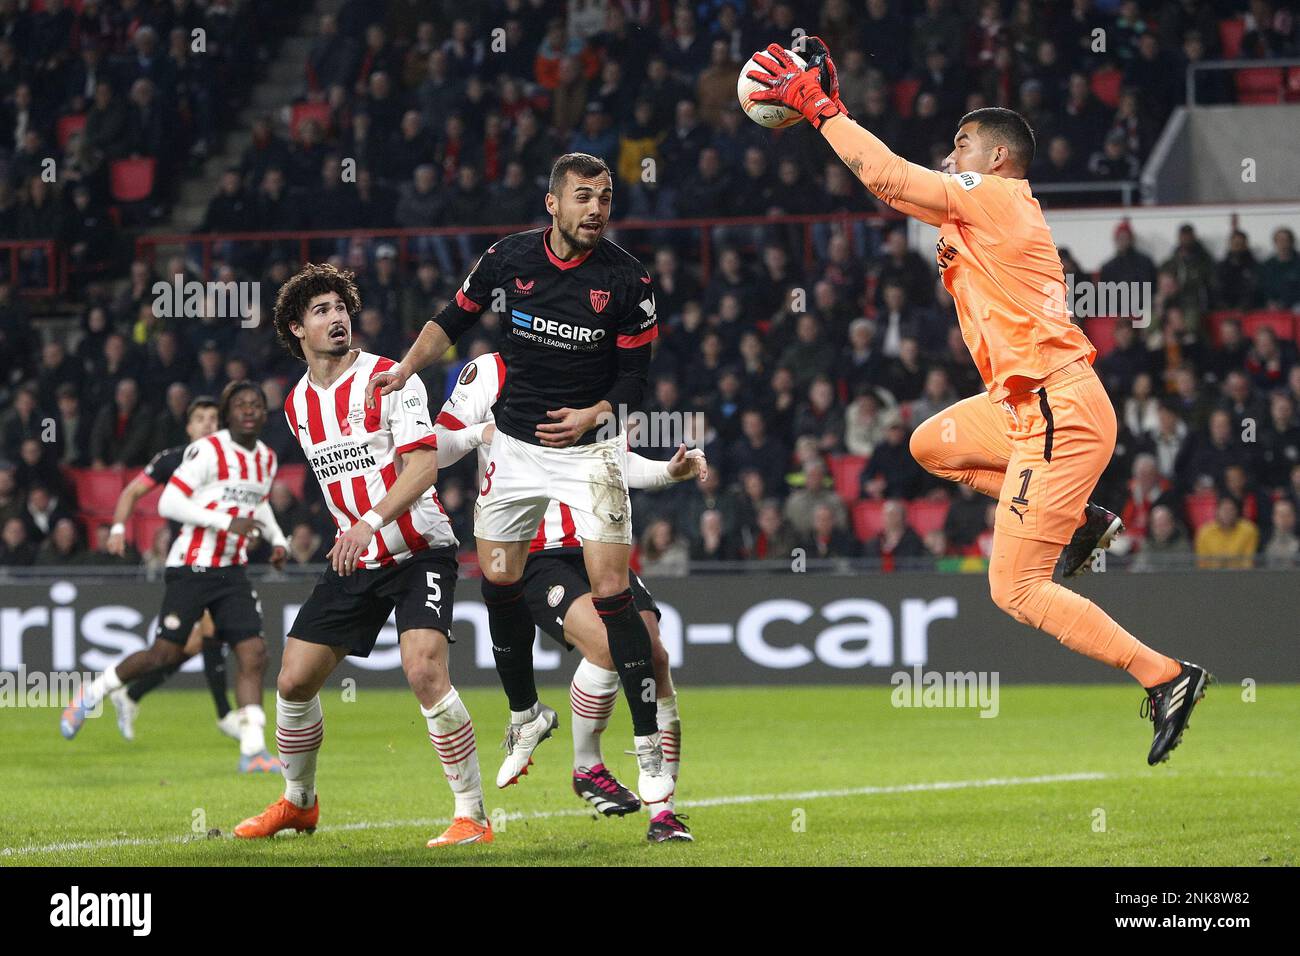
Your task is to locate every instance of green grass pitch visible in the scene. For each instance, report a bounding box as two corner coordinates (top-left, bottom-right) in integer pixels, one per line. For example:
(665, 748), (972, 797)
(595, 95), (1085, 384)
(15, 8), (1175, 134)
(3, 684), (1295, 866)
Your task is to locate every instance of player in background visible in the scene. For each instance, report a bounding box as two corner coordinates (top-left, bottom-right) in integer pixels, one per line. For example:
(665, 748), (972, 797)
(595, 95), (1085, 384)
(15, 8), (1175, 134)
(747, 40), (1209, 764)
(61, 381), (287, 773)
(103, 396), (239, 743)
(436, 350), (703, 842)
(368, 154), (674, 806)
(235, 263), (490, 848)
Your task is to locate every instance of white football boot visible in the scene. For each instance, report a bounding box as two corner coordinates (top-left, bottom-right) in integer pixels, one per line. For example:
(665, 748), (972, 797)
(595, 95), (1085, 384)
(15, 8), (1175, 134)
(109, 688), (137, 741)
(217, 711), (242, 741)
(496, 703), (559, 788)
(630, 732), (675, 807)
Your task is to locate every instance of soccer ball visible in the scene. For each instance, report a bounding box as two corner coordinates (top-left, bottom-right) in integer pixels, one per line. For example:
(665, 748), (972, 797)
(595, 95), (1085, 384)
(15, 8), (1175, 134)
(737, 48), (807, 128)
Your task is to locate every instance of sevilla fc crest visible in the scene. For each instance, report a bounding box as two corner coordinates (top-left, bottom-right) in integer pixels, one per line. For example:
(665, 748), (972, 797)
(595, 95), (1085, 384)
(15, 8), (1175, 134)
(589, 289), (610, 313)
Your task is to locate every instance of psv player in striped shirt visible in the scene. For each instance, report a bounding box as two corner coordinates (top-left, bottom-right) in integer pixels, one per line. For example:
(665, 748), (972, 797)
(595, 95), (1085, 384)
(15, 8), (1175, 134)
(61, 382), (287, 773)
(234, 263), (490, 848)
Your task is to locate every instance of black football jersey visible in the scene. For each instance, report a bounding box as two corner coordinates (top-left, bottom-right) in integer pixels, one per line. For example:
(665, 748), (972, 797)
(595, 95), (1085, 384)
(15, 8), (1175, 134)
(142, 445), (185, 486)
(435, 227), (658, 446)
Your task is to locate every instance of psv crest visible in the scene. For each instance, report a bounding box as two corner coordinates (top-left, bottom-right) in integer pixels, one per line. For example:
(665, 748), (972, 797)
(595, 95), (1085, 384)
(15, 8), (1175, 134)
(589, 289), (610, 313)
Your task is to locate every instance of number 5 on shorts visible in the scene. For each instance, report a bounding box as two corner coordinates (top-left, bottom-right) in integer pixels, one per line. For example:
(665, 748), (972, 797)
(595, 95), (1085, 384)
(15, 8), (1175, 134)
(425, 571), (442, 610)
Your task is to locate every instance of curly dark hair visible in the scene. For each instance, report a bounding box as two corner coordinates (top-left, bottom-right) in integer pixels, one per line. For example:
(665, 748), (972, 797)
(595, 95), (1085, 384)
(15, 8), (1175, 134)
(272, 262), (362, 361)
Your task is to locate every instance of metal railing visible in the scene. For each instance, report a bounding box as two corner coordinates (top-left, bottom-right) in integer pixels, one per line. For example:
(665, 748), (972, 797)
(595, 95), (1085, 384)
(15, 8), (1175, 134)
(134, 212), (903, 286)
(1185, 56), (1300, 105)
(1033, 180), (1140, 206)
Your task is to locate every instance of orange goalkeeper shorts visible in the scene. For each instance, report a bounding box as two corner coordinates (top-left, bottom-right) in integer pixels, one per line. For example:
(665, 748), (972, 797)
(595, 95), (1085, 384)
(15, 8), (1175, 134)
(995, 359), (1116, 545)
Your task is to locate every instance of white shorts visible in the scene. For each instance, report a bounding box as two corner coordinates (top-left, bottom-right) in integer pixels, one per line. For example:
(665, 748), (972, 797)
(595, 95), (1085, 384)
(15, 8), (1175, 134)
(474, 432), (633, 546)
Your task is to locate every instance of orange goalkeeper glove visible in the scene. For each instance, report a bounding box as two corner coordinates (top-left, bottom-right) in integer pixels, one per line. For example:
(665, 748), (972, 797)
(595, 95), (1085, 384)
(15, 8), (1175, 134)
(746, 41), (842, 130)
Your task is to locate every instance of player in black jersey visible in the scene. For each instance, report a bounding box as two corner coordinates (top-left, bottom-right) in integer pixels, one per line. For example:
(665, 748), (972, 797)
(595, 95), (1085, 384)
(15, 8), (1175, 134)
(102, 396), (237, 742)
(369, 153), (674, 808)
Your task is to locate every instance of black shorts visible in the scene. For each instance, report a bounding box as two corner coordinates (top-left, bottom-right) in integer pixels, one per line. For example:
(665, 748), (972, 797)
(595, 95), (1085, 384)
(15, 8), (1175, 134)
(156, 565), (263, 646)
(290, 546), (459, 658)
(520, 548), (661, 648)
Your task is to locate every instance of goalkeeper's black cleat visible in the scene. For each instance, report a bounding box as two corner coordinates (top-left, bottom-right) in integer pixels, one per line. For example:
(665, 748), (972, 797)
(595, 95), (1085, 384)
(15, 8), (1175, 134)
(1057, 503), (1123, 578)
(1141, 661), (1210, 766)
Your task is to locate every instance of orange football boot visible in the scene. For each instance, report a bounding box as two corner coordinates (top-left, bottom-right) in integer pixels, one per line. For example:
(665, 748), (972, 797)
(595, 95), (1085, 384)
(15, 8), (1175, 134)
(233, 796), (319, 838)
(426, 817), (493, 848)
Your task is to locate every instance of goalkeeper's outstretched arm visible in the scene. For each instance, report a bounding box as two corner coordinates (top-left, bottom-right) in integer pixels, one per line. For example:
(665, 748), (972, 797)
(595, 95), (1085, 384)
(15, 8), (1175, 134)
(819, 115), (949, 227)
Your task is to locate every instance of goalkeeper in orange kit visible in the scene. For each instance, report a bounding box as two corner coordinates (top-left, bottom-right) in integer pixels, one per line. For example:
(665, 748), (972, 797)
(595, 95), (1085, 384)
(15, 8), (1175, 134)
(747, 39), (1209, 765)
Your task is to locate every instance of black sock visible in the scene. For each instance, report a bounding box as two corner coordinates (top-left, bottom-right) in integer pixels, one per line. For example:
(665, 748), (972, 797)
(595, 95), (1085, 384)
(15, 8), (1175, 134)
(201, 639), (231, 720)
(482, 578), (538, 714)
(126, 663), (180, 703)
(593, 589), (658, 737)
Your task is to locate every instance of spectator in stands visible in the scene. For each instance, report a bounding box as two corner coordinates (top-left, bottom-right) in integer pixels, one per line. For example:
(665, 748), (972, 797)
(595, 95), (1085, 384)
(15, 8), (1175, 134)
(1194, 495), (1259, 569)
(640, 518), (689, 576)
(1100, 220), (1157, 292)
(149, 382), (193, 454)
(942, 482), (986, 553)
(1149, 399), (1189, 480)
(1161, 224), (1215, 318)
(883, 337), (927, 404)
(1121, 453), (1177, 545)
(1095, 320), (1149, 397)
(51, 384), (91, 468)
(1258, 227), (1300, 309)
(1, 384), (44, 462)
(908, 368), (958, 429)
(1245, 325), (1296, 392)
(862, 422), (926, 500)
(0, 516), (37, 566)
(1217, 229), (1260, 309)
(1259, 391), (1300, 490)
(802, 501), (859, 560)
(1087, 130), (1139, 181)
(1124, 372), (1161, 437)
(784, 459), (846, 537)
(747, 500), (799, 563)
(189, 341), (227, 399)
(793, 377), (845, 456)
(1222, 461), (1261, 524)
(872, 228), (934, 310)
(1220, 369), (1268, 433)
(286, 522), (325, 566)
(1034, 134), (1083, 186)
(22, 483), (75, 546)
(865, 499), (925, 565)
(1057, 72), (1109, 157)
(34, 517), (86, 566)
(690, 509), (739, 562)
(1132, 504), (1193, 572)
(89, 378), (152, 469)
(1262, 497), (1299, 568)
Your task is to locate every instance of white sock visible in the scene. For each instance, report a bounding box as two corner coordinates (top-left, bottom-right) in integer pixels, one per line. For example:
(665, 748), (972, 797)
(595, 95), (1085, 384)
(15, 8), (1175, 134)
(275, 694), (322, 809)
(570, 658), (618, 770)
(423, 688), (485, 822)
(509, 701), (540, 725)
(238, 703), (268, 756)
(657, 694), (681, 813)
(83, 664), (122, 709)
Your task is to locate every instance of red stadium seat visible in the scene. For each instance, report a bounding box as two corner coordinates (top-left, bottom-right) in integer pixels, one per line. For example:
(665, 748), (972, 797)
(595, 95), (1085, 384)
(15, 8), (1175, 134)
(291, 101), (332, 140)
(67, 468), (127, 516)
(274, 463), (307, 499)
(56, 113), (86, 149)
(906, 500), (948, 536)
(1082, 317), (1119, 359)
(1090, 67), (1123, 108)
(851, 499), (886, 542)
(892, 78), (920, 119)
(1234, 68), (1283, 104)
(1185, 492), (1218, 532)
(1205, 309), (1244, 346)
(1240, 309), (1296, 342)
(829, 454), (867, 502)
(1218, 18), (1245, 59)
(1286, 67), (1300, 102)
(133, 516), (171, 554)
(109, 157), (157, 203)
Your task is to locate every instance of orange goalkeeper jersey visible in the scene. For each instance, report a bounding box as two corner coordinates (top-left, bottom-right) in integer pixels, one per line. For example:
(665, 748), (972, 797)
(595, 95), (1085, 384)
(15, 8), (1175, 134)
(932, 170), (1095, 402)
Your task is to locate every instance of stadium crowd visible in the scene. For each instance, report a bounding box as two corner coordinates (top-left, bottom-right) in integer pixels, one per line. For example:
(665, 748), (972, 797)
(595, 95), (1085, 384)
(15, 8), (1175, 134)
(2, 0), (1300, 572)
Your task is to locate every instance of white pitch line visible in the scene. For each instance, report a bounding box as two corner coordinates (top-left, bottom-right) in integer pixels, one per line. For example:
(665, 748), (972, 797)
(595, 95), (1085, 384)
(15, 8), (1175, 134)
(0, 771), (1108, 857)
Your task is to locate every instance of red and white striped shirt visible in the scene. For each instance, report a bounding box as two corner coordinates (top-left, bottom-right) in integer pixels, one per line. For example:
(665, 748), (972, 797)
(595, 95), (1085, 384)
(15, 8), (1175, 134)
(286, 350), (455, 568)
(163, 430), (279, 568)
